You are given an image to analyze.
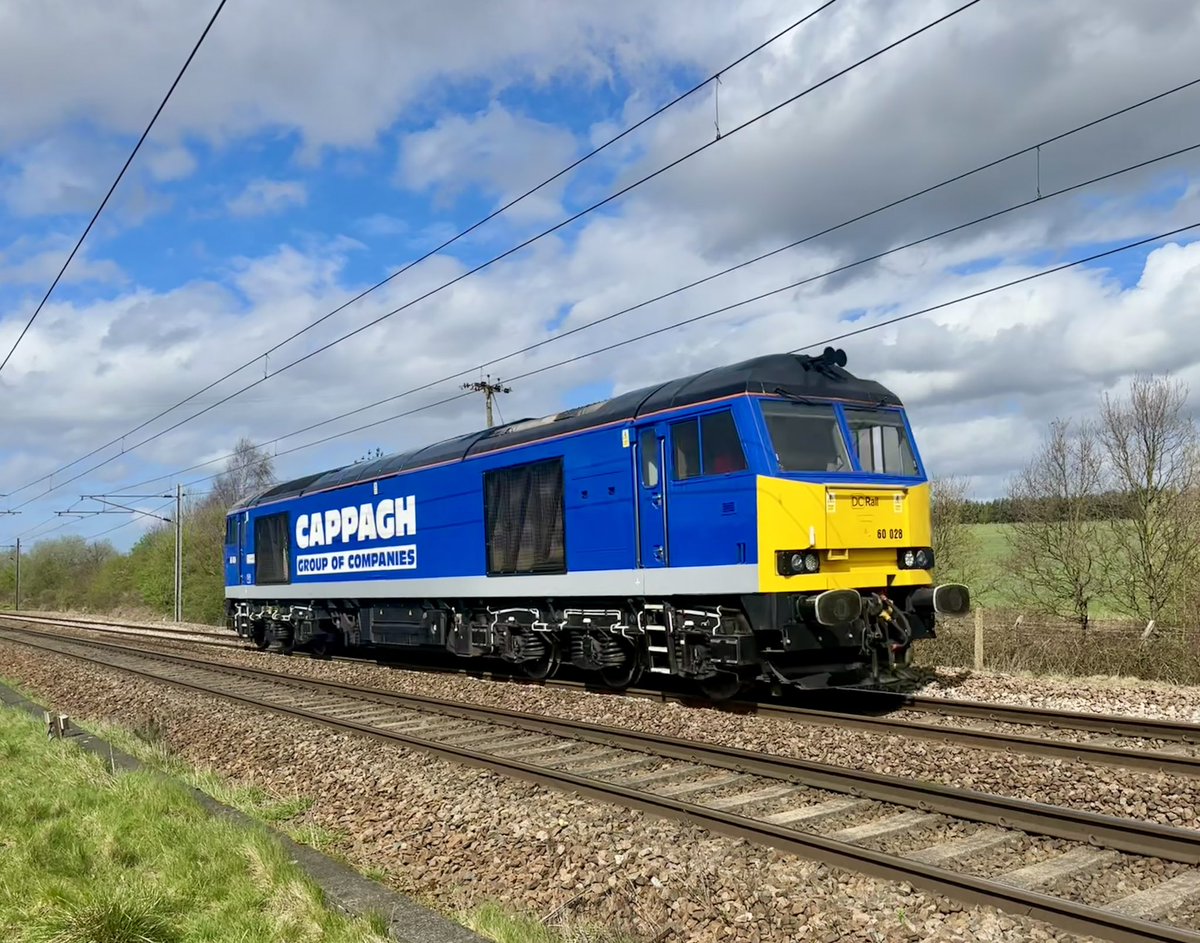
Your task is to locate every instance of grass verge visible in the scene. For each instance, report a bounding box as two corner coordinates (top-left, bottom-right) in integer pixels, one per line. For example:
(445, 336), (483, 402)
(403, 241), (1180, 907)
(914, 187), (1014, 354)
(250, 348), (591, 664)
(0, 704), (389, 943)
(0, 683), (637, 943)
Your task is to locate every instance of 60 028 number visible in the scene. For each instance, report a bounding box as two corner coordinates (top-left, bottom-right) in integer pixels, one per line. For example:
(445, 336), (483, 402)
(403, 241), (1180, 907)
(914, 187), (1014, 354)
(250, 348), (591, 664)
(877, 528), (903, 540)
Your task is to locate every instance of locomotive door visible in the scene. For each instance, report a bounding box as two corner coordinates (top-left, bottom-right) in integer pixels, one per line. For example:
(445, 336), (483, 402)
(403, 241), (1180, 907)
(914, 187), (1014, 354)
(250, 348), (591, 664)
(634, 425), (668, 567)
(236, 515), (248, 585)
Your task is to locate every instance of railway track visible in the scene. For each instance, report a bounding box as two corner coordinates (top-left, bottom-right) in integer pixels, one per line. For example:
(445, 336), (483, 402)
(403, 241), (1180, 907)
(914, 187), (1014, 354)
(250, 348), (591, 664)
(2, 621), (1200, 942)
(7, 610), (1200, 778)
(0, 611), (240, 648)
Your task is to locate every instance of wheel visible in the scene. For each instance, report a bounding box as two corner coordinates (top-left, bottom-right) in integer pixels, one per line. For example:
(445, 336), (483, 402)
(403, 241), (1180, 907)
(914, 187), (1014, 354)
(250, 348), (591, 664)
(698, 670), (744, 701)
(308, 632), (338, 660)
(599, 638), (643, 689)
(251, 624), (270, 651)
(519, 638), (559, 681)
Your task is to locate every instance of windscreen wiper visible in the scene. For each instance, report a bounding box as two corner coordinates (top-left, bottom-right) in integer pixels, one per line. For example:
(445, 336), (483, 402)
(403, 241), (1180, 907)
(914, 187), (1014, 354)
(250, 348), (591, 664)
(772, 387), (817, 405)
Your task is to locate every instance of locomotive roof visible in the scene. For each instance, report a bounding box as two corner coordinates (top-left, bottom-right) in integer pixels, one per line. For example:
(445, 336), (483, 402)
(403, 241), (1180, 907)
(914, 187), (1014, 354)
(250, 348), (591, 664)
(232, 350), (901, 511)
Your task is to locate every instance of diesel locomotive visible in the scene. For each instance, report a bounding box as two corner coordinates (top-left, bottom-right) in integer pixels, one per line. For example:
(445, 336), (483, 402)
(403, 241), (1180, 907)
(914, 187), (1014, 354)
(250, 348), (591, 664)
(224, 349), (969, 694)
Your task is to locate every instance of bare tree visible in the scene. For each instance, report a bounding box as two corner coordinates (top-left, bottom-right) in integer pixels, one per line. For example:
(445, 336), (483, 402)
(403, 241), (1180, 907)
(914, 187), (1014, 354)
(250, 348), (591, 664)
(209, 438), (276, 509)
(930, 475), (984, 589)
(1098, 375), (1200, 623)
(1006, 419), (1110, 629)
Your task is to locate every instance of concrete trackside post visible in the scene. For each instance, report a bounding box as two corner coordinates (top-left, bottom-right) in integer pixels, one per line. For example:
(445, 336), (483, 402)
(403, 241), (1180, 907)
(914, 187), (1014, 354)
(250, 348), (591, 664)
(974, 606), (984, 670)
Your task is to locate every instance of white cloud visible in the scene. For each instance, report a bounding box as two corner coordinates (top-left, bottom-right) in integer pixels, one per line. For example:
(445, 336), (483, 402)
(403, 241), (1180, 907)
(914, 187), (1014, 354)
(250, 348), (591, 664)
(226, 179), (308, 218)
(0, 137), (114, 217)
(145, 144), (198, 182)
(4, 0), (1200, 547)
(355, 213), (409, 238)
(0, 233), (126, 287)
(398, 103), (578, 219)
(0, 0), (752, 151)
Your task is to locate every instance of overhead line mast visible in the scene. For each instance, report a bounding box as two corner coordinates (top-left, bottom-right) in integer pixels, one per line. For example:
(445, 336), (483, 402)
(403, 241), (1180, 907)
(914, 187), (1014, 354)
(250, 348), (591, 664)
(55, 489), (185, 621)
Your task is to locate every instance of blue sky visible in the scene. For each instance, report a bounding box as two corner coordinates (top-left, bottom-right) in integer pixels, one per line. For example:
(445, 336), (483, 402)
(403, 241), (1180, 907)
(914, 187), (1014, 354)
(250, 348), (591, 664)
(2, 0), (1200, 550)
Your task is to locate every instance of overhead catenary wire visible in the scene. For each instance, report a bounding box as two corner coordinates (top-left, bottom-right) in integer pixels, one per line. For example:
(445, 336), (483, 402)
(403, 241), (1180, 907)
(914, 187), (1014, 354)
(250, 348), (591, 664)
(4, 0), (843, 496)
(94, 110), (1200, 500)
(5, 0), (984, 507)
(159, 215), (1200, 499)
(13, 63), (1192, 510)
(0, 0), (228, 377)
(20, 213), (1200, 546)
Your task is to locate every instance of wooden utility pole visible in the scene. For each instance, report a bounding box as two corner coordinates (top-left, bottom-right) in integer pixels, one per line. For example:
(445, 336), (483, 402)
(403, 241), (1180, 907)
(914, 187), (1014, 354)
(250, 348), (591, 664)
(461, 376), (511, 428)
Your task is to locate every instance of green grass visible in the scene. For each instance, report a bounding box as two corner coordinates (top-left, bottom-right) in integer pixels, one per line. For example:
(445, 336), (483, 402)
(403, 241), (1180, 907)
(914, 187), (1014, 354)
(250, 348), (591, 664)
(458, 902), (637, 943)
(0, 705), (388, 943)
(0, 700), (637, 943)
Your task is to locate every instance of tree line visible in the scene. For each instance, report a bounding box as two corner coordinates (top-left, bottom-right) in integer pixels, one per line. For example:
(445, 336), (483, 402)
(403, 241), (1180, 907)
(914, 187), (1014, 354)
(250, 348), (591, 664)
(933, 374), (1200, 630)
(0, 439), (275, 625)
(950, 492), (1137, 524)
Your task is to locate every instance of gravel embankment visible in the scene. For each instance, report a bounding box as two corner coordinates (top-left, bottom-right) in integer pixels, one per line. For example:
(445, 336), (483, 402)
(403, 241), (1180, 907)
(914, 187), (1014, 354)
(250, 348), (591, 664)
(919, 669), (1200, 722)
(0, 640), (1091, 943)
(27, 625), (1193, 831)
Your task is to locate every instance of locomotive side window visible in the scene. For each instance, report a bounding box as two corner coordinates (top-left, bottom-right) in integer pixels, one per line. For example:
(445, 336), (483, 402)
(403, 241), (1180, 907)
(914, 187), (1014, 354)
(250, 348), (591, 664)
(701, 411), (747, 474)
(485, 458), (566, 575)
(843, 408), (918, 476)
(254, 512), (290, 584)
(671, 411), (747, 480)
(224, 516), (237, 545)
(760, 401), (851, 473)
(671, 420), (701, 480)
(639, 428), (659, 487)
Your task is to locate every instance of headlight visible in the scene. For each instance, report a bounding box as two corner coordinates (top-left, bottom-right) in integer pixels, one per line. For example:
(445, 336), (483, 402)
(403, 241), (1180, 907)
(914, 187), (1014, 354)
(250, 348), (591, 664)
(778, 550), (821, 575)
(897, 547), (934, 570)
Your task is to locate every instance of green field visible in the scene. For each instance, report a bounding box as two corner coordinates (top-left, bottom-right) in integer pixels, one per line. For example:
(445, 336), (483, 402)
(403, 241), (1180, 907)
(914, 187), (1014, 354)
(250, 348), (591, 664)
(961, 522), (1133, 619)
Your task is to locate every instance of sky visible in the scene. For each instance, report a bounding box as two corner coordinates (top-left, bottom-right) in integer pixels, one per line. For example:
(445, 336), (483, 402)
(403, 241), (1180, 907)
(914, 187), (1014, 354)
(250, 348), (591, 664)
(2, 0), (1200, 551)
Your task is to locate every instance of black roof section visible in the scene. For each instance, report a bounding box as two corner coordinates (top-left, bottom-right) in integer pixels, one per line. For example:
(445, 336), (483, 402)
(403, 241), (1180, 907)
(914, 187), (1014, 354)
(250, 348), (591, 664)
(231, 349), (900, 510)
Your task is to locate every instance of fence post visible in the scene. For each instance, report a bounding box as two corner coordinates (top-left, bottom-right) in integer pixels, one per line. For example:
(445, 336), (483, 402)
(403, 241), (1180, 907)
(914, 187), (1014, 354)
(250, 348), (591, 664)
(974, 606), (984, 670)
(1140, 620), (1156, 643)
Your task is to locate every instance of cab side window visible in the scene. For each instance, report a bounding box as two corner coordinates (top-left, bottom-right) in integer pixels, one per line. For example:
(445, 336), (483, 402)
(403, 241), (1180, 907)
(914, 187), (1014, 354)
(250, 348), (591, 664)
(671, 420), (701, 480)
(701, 411), (747, 474)
(671, 410), (747, 480)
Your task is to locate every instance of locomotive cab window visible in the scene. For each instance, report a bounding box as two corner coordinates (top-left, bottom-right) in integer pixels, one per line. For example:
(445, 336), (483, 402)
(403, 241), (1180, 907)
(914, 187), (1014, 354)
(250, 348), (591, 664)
(485, 458), (566, 575)
(671, 411), (747, 480)
(671, 420), (701, 480)
(254, 512), (290, 585)
(224, 516), (237, 545)
(844, 408), (918, 476)
(701, 411), (747, 474)
(761, 401), (850, 473)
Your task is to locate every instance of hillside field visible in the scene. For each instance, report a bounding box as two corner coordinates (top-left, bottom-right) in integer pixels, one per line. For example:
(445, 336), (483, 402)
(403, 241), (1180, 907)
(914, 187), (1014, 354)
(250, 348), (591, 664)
(961, 522), (1132, 619)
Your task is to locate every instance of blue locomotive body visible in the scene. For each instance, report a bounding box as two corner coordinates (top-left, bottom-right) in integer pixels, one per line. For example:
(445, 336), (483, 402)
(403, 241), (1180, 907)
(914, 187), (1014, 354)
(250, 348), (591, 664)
(224, 351), (968, 691)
